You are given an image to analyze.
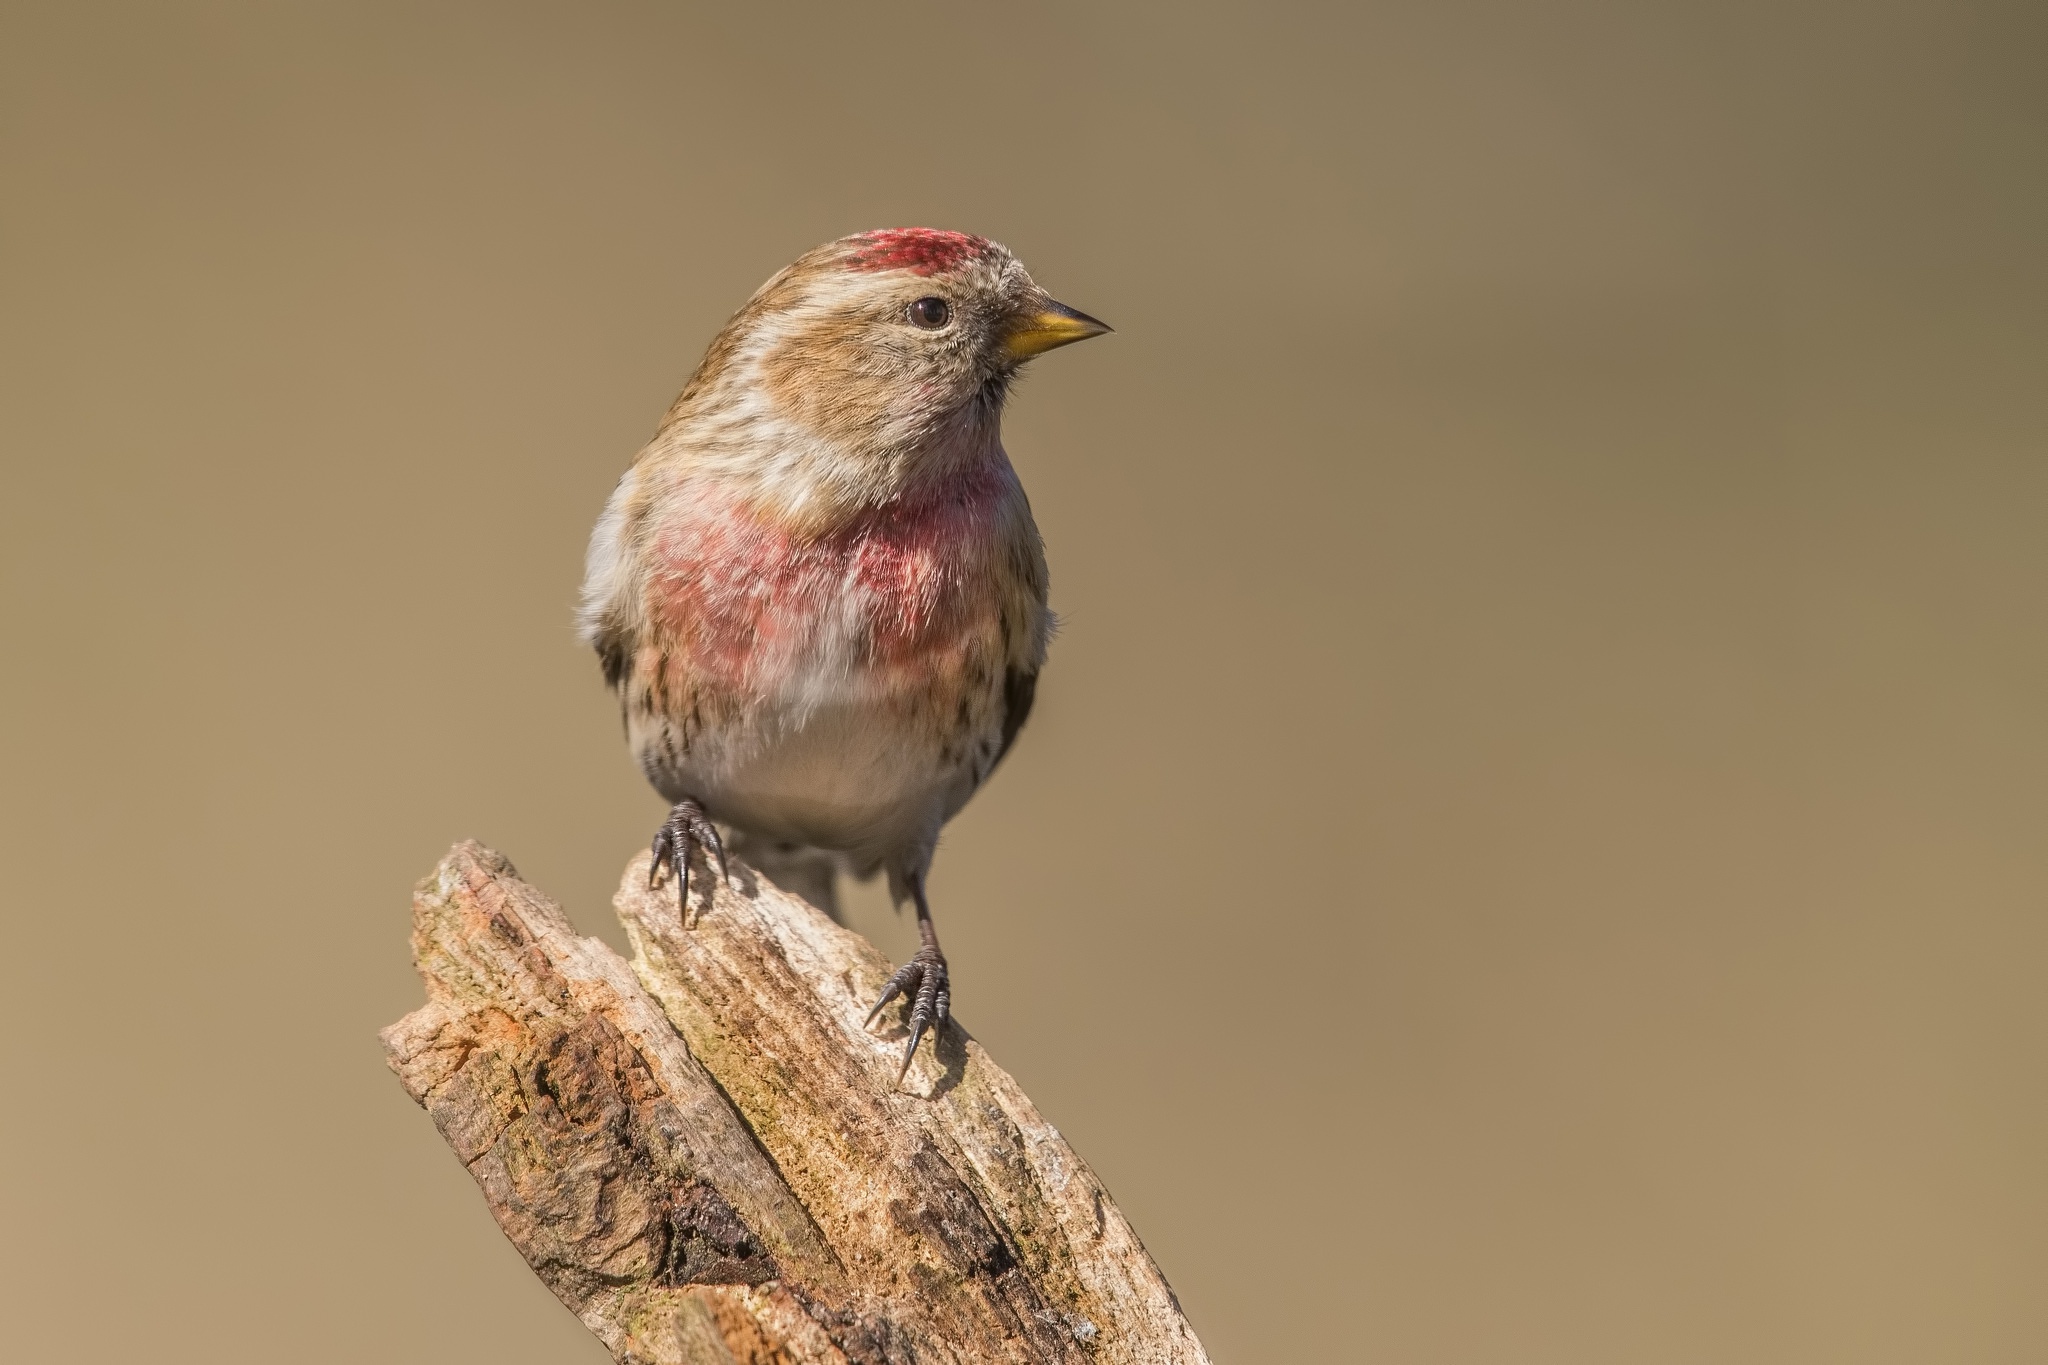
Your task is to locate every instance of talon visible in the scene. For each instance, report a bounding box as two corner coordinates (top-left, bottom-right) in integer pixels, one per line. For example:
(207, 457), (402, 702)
(898, 1020), (928, 1083)
(708, 827), (732, 890)
(648, 799), (725, 926)
(865, 966), (913, 1027)
(867, 943), (948, 1081)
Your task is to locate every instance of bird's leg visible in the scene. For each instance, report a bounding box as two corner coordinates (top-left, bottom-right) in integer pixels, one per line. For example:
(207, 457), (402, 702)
(649, 797), (729, 927)
(864, 874), (950, 1081)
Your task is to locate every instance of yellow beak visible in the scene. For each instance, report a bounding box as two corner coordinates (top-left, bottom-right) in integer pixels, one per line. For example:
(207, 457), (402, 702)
(1003, 300), (1113, 362)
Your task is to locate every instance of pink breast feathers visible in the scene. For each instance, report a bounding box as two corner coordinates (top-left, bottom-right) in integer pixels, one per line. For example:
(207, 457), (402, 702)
(651, 463), (1011, 693)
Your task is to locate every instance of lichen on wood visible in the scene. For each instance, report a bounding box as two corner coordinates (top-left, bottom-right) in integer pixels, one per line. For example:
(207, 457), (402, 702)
(381, 841), (1209, 1364)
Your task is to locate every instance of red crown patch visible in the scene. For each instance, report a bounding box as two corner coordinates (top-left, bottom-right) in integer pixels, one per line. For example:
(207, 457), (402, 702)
(844, 228), (992, 277)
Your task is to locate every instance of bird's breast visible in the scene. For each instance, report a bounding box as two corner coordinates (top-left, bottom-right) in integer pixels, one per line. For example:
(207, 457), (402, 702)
(647, 460), (1017, 705)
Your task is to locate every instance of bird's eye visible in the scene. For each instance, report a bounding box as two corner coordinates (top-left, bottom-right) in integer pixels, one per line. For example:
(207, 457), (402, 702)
(907, 297), (952, 329)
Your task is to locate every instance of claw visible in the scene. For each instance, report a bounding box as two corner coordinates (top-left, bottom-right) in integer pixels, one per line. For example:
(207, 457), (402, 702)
(865, 968), (911, 1027)
(708, 829), (732, 891)
(898, 1020), (928, 1083)
(866, 943), (949, 1083)
(648, 799), (725, 927)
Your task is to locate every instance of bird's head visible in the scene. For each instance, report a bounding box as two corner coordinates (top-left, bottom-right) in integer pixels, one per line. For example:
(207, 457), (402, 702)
(663, 229), (1109, 513)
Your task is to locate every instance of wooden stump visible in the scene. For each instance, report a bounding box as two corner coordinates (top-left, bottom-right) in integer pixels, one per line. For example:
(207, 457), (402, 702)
(381, 841), (1210, 1364)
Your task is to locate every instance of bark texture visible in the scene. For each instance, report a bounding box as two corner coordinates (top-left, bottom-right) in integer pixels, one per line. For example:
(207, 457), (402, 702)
(381, 841), (1209, 1365)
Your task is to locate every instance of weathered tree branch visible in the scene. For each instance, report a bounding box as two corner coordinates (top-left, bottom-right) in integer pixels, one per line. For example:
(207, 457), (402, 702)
(382, 842), (1209, 1364)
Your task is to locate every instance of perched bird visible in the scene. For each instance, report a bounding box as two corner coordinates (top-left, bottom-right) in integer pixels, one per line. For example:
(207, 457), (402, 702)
(579, 228), (1109, 1077)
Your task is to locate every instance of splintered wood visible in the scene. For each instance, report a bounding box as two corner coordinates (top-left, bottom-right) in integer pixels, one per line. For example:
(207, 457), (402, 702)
(381, 842), (1209, 1364)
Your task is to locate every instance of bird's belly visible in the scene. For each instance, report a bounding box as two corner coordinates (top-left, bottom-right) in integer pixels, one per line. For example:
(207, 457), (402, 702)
(645, 600), (999, 855)
(684, 696), (960, 853)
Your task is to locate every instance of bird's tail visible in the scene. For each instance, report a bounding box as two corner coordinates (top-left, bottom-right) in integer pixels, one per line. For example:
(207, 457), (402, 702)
(723, 829), (848, 922)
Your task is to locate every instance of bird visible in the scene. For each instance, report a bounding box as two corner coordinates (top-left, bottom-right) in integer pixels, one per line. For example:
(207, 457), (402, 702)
(579, 228), (1109, 1079)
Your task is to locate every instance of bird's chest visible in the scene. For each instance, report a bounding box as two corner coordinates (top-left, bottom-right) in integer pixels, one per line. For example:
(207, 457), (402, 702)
(650, 478), (1007, 706)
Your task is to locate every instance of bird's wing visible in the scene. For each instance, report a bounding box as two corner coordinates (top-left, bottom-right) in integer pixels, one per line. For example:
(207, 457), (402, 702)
(580, 463), (654, 693)
(990, 664), (1038, 774)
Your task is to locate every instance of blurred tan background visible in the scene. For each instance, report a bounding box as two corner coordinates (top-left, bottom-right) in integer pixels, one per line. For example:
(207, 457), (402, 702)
(3, 2), (2044, 1360)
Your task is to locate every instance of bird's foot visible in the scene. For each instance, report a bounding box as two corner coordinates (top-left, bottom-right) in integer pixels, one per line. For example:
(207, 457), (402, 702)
(865, 943), (950, 1082)
(649, 798), (729, 927)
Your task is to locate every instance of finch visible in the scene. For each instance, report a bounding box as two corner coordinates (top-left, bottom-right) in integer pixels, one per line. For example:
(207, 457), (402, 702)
(579, 228), (1109, 1077)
